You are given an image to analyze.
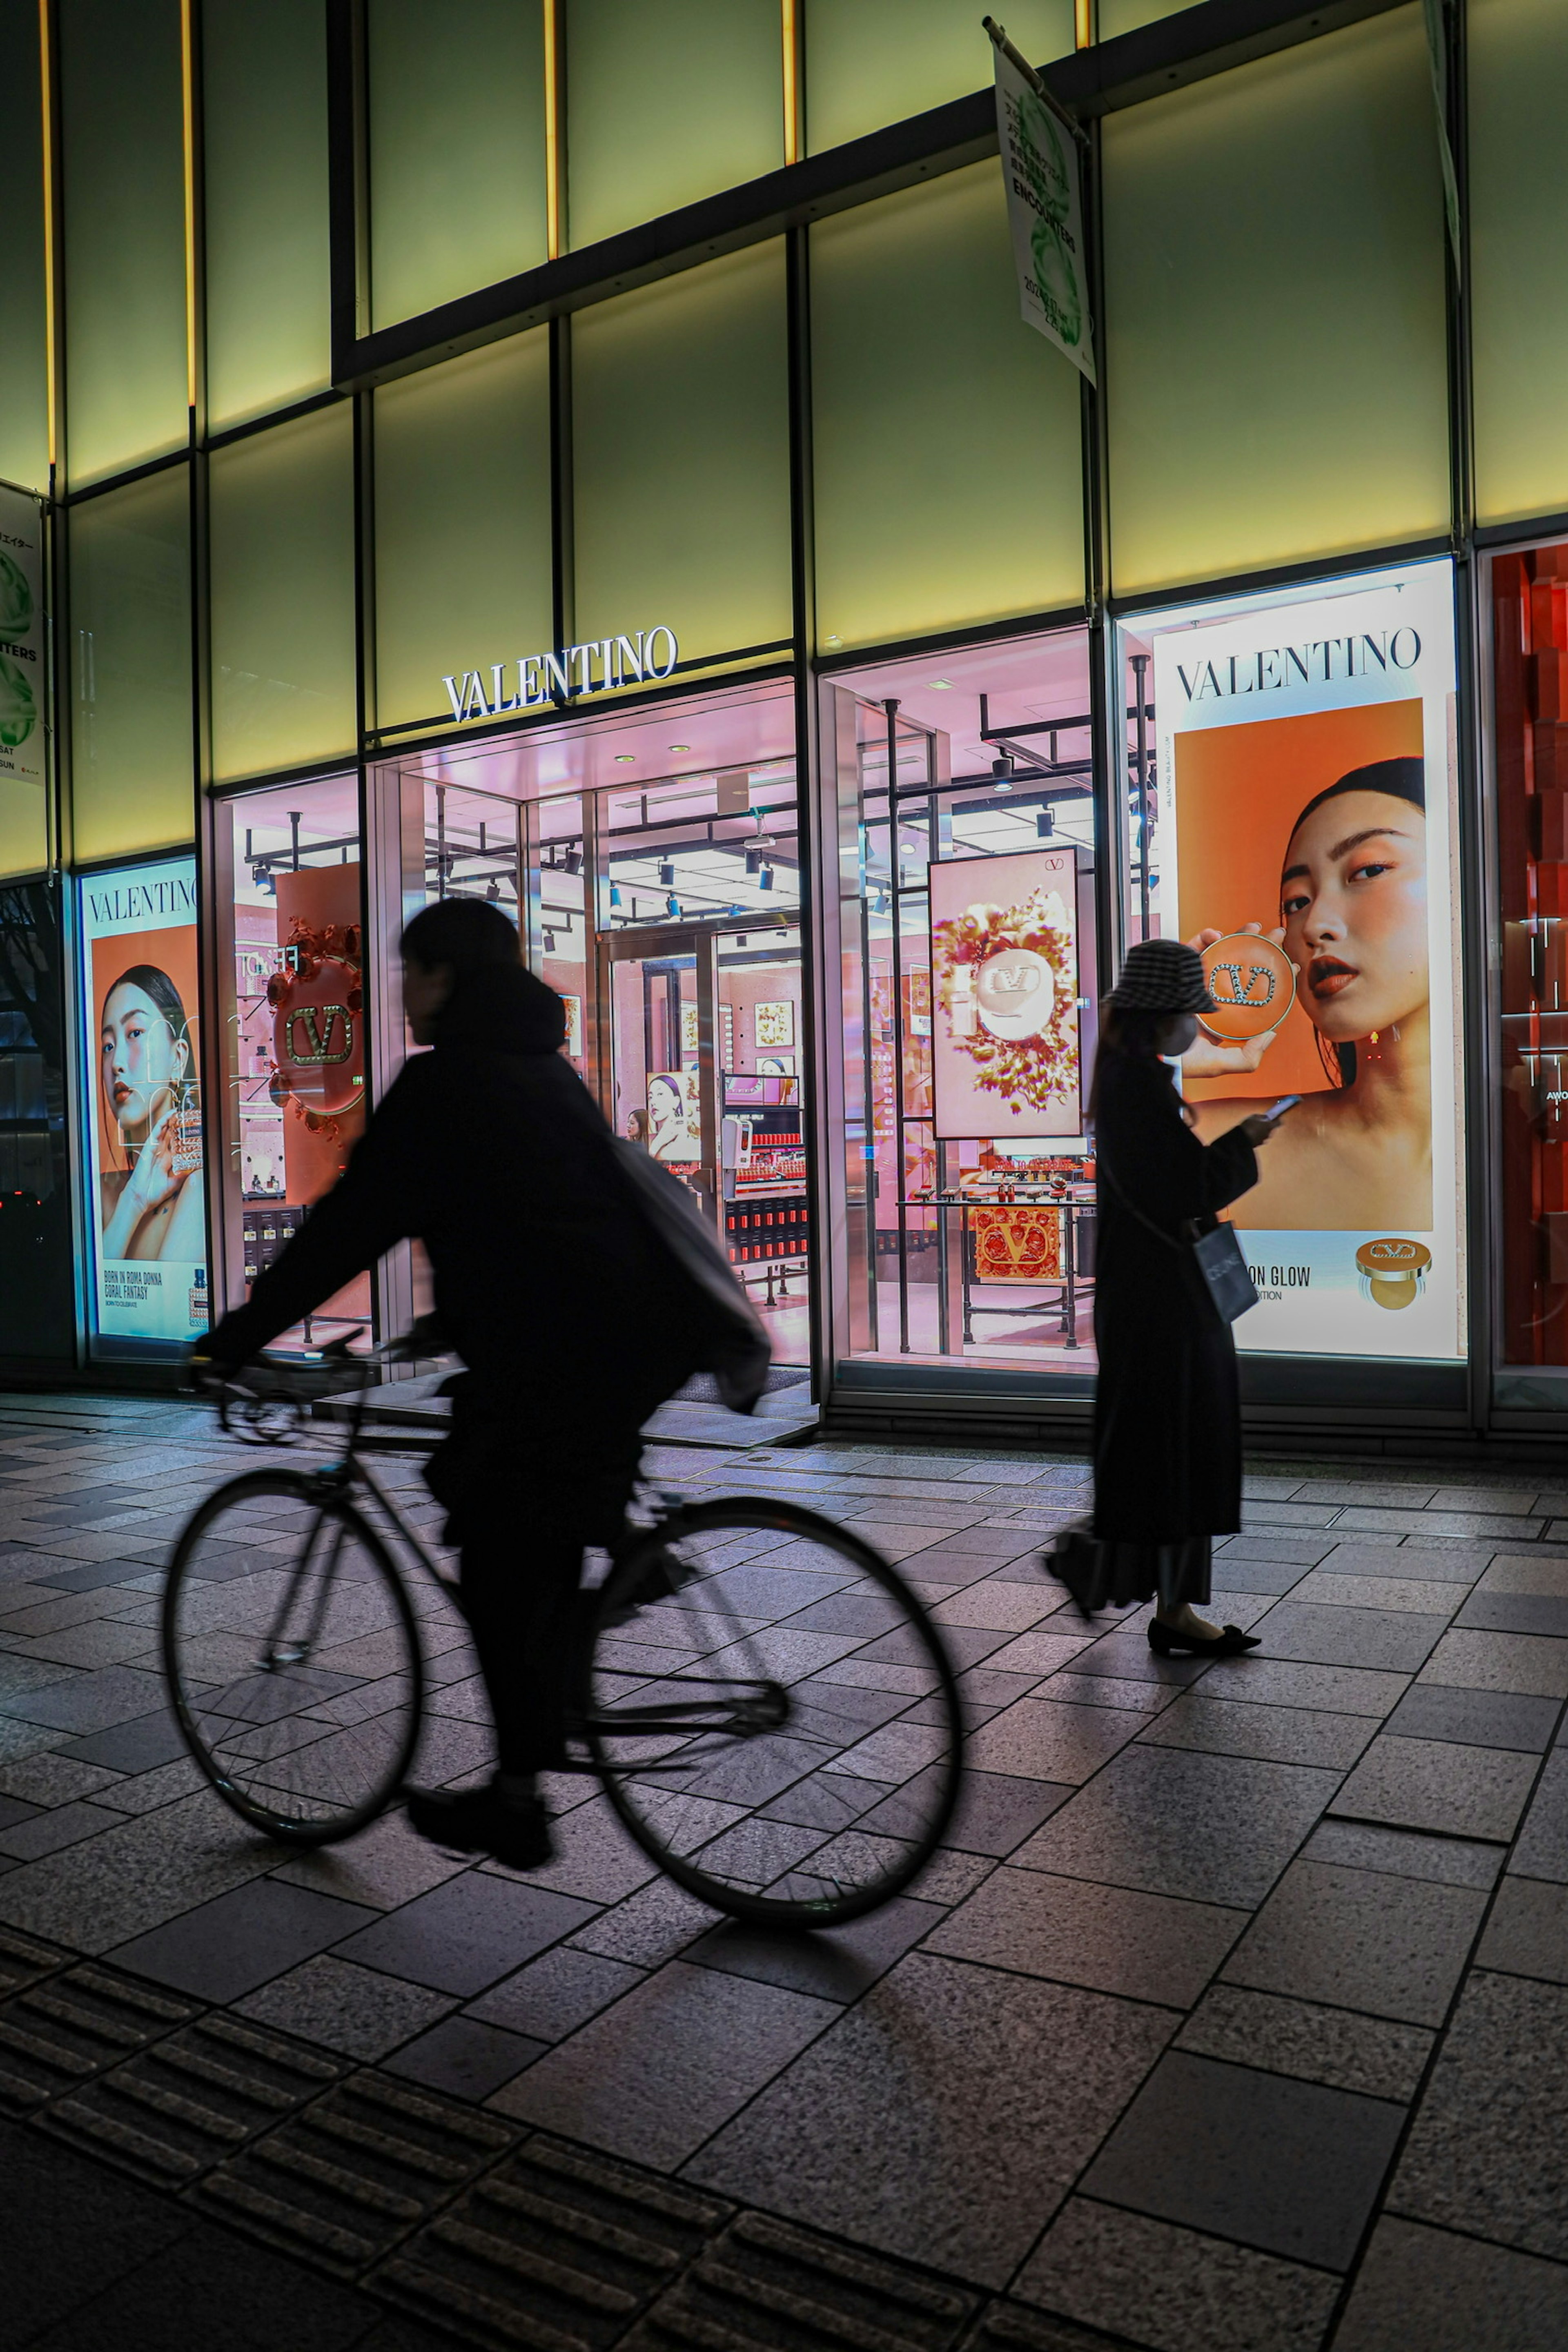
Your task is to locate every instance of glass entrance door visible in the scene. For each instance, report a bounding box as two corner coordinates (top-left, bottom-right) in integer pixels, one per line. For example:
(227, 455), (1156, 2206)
(600, 925), (719, 1216)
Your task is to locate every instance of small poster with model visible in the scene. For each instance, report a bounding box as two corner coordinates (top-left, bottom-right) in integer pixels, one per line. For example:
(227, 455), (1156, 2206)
(646, 1069), (701, 1164)
(929, 847), (1081, 1139)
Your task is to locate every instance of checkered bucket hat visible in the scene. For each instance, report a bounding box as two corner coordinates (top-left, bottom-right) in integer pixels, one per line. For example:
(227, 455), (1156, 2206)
(1108, 937), (1214, 1014)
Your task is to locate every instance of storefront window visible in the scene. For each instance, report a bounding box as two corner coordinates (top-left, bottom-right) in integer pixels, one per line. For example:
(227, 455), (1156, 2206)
(827, 628), (1099, 1376)
(1492, 540), (1568, 1385)
(1119, 559), (1464, 1377)
(0, 878), (73, 1360)
(218, 773), (368, 1350)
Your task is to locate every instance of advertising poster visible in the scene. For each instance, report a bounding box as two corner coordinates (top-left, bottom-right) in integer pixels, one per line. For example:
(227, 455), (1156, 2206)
(929, 847), (1081, 1139)
(1152, 561), (1462, 1360)
(0, 484), (44, 792)
(79, 856), (208, 1344)
(991, 47), (1096, 385)
(646, 1068), (700, 1165)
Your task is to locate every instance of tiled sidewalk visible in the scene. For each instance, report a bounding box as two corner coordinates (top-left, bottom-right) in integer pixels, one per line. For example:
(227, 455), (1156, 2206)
(1, 1393), (1566, 2352)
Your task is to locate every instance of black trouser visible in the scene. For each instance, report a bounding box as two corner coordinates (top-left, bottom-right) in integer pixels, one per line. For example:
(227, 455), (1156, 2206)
(458, 1519), (588, 1775)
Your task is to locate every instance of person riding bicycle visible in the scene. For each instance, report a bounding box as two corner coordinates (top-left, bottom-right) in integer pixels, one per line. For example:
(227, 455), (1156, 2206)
(198, 897), (761, 1869)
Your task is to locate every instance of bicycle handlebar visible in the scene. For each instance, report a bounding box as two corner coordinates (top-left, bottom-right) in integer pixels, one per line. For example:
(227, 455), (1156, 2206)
(193, 1314), (450, 1442)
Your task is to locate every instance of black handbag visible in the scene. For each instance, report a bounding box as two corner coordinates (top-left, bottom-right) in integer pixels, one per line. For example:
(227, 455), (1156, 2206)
(1100, 1159), (1259, 1325)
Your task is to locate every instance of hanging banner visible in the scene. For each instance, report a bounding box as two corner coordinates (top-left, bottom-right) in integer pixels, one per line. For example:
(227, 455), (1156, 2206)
(991, 45), (1096, 385)
(1150, 560), (1463, 1362)
(79, 856), (209, 1345)
(930, 846), (1081, 1139)
(0, 483), (45, 792)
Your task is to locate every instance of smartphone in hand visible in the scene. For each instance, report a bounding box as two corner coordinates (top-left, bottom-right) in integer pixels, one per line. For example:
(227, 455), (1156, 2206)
(1265, 1094), (1302, 1123)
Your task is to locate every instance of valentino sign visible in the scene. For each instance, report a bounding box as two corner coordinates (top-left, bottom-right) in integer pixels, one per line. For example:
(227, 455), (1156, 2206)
(442, 626), (679, 724)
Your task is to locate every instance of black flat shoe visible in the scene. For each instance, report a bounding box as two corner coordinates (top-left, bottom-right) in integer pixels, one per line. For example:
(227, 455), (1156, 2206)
(405, 1782), (555, 1870)
(1148, 1619), (1261, 1658)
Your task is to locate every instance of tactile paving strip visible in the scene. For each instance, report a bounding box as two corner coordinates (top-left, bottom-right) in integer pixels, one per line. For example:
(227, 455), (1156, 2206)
(39, 2010), (347, 2183)
(0, 1923), (68, 2002)
(193, 2067), (517, 2275)
(0, 1962), (198, 2115)
(626, 2209), (978, 2352)
(373, 2131), (732, 2351)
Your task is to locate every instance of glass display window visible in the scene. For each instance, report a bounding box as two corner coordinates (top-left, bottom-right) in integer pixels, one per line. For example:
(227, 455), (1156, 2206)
(218, 772), (368, 1352)
(825, 627), (1099, 1374)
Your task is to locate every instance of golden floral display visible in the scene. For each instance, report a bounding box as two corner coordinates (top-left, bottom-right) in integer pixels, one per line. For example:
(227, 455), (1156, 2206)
(969, 1203), (1066, 1285)
(932, 884), (1078, 1118)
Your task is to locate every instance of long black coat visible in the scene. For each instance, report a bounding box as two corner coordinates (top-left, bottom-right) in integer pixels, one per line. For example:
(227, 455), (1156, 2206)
(208, 963), (712, 1518)
(1091, 1049), (1258, 1544)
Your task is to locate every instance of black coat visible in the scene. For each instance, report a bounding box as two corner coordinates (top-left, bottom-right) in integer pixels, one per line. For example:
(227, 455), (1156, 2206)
(208, 964), (712, 1502)
(1091, 1049), (1258, 1544)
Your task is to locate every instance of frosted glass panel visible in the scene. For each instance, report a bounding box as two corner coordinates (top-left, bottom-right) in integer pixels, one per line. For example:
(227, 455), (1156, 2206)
(1099, 0), (1195, 33)
(203, 0), (331, 428)
(1471, 0), (1568, 526)
(811, 164), (1084, 651)
(567, 0), (781, 249)
(572, 243), (791, 663)
(69, 468), (193, 863)
(59, 0), (188, 486)
(1103, 7), (1448, 595)
(374, 333), (553, 730)
(0, 785), (47, 879)
(0, 0), (48, 493)
(369, 0), (547, 330)
(209, 408), (356, 781)
(805, 0), (1071, 153)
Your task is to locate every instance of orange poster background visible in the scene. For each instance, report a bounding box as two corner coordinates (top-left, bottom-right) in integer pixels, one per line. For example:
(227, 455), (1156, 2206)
(1174, 698), (1424, 1103)
(90, 920), (200, 1178)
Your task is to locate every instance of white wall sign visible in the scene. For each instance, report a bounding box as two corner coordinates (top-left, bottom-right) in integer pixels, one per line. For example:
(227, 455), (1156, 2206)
(0, 482), (46, 790)
(442, 625), (679, 725)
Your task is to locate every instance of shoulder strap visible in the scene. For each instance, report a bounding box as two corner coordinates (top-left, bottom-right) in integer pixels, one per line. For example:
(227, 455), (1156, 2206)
(1096, 1148), (1190, 1255)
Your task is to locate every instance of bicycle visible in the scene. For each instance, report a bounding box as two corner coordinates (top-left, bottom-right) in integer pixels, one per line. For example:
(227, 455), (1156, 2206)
(161, 1336), (964, 1929)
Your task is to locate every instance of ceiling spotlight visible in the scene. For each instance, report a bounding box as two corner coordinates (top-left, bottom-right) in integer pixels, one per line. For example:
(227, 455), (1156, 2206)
(563, 848), (582, 875)
(543, 929), (556, 953)
(929, 679), (953, 691)
(1036, 808), (1055, 839)
(485, 878), (500, 902)
(658, 860), (675, 886)
(991, 755), (1014, 793)
(615, 753), (636, 764)
(609, 882), (622, 908)
(666, 893), (681, 918)
(669, 743), (691, 754)
(736, 932), (748, 947)
(758, 865), (774, 892)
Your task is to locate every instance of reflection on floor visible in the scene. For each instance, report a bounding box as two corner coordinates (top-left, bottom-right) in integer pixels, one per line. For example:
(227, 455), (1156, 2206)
(856, 1275), (1098, 1372)
(1, 1391), (1566, 2351)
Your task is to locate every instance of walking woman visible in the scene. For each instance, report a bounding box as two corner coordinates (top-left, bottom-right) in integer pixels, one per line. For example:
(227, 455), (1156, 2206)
(1056, 938), (1283, 1655)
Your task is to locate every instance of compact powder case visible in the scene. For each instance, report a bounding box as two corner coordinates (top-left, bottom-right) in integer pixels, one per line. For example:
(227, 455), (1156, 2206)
(1356, 1236), (1433, 1310)
(1198, 934), (1298, 1042)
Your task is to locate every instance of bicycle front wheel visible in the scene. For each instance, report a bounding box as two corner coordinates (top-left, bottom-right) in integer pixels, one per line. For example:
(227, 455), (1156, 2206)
(584, 1499), (963, 1927)
(161, 1469), (423, 1845)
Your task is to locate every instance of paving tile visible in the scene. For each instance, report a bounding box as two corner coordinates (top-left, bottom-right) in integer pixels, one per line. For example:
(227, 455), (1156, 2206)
(1080, 2049), (1403, 2269)
(966, 1696), (1144, 1785)
(1303, 1818), (1504, 1889)
(380, 2013), (543, 2100)
(1015, 2198), (1341, 2352)
(684, 1895), (942, 2002)
(235, 1952), (457, 2060)
(1289, 1569), (1467, 1616)
(566, 1874), (719, 1968)
(1209, 1554), (1310, 1595)
(1508, 1749), (1568, 1883)
(1177, 1982), (1433, 2102)
(14, 1620), (156, 1670)
(1220, 1857), (1486, 2025)
(1334, 1507), (1536, 1540)
(0, 1796), (117, 1859)
(1477, 1877), (1568, 1985)
(929, 1583), (1056, 1635)
(1011, 1747), (1342, 1908)
(0, 1753), (121, 1806)
(1417, 1630), (1568, 1697)
(1196, 1655), (1409, 1716)
(0, 1788), (277, 1951)
(1241, 1501), (1341, 1530)
(1383, 1682), (1560, 1752)
(483, 1791), (663, 1904)
(465, 1944), (648, 2042)
(0, 2126), (208, 2350)
(1477, 1553), (1568, 1596)
(1427, 1486), (1540, 1516)
(109, 1878), (379, 2001)
(1215, 1532), (1339, 1566)
(268, 1810), (472, 1910)
(491, 1957), (835, 2166)
(925, 1865), (1246, 2005)
(1334, 2215), (1568, 2352)
(1456, 1588), (1568, 1638)
(1316, 1541), (1481, 1584)
(1066, 1628), (1211, 1686)
(686, 1953), (1174, 2288)
(1138, 1693), (1376, 1770)
(1039, 1670), (1176, 1713)
(1246, 1600), (1448, 1673)
(56, 1709), (191, 1773)
(332, 1869), (598, 1996)
(1328, 1734), (1537, 1841)
(1391, 1969), (1568, 2259)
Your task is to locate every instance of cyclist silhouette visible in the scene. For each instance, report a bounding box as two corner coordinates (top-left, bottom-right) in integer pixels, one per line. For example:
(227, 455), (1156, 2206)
(200, 898), (759, 1868)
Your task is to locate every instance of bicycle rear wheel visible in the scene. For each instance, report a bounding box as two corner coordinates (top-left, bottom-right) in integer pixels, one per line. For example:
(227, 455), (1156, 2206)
(161, 1470), (423, 1845)
(583, 1499), (962, 1926)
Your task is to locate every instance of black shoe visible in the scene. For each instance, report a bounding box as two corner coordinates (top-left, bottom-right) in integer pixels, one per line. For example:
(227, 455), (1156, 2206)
(1148, 1618), (1261, 1658)
(404, 1782), (555, 1869)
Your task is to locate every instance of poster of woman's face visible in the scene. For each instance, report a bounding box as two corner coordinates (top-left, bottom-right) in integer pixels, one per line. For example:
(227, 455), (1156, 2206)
(79, 858), (209, 1344)
(646, 1069), (700, 1163)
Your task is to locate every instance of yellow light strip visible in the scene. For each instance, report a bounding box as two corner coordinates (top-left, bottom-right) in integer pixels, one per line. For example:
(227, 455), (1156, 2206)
(1074, 0), (1095, 50)
(544, 0), (561, 258)
(180, 0), (197, 411)
(782, 0), (798, 167)
(38, 0), (56, 473)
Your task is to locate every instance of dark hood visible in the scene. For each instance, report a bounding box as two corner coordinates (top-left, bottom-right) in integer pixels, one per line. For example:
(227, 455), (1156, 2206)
(435, 962), (566, 1056)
